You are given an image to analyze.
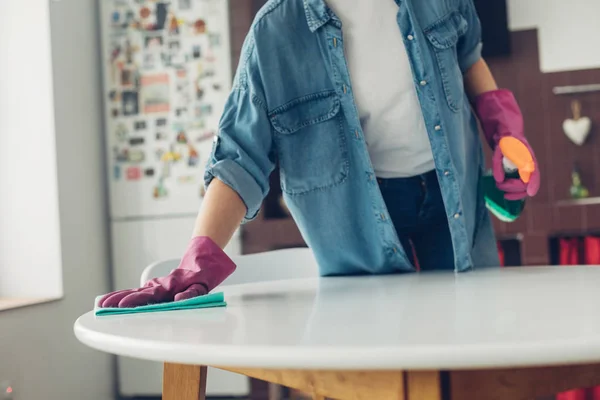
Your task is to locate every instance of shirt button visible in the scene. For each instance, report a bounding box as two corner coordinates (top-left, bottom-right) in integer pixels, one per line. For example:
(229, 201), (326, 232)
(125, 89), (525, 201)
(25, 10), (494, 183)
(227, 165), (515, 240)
(444, 171), (450, 176)
(420, 80), (427, 86)
(407, 34), (414, 41)
(434, 125), (442, 131)
(454, 213), (460, 219)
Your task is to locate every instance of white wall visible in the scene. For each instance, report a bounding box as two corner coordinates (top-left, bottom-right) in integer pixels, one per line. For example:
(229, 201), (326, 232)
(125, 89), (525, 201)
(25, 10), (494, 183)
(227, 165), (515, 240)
(0, 0), (63, 297)
(0, 0), (114, 398)
(508, 0), (600, 72)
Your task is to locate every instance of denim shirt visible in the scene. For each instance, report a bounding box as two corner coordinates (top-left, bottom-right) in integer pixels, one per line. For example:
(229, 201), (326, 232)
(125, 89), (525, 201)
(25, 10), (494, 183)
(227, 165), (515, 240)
(205, 0), (500, 275)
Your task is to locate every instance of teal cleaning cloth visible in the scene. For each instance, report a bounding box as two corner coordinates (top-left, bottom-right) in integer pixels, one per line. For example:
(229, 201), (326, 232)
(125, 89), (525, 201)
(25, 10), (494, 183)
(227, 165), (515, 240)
(94, 292), (226, 316)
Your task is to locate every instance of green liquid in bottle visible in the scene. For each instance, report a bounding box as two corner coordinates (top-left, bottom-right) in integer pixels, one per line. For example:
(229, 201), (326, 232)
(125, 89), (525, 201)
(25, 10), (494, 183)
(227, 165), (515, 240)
(483, 170), (526, 223)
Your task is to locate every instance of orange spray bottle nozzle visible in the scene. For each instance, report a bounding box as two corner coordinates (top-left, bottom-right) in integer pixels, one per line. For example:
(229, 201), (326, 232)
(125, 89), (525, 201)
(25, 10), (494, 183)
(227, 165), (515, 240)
(498, 137), (535, 183)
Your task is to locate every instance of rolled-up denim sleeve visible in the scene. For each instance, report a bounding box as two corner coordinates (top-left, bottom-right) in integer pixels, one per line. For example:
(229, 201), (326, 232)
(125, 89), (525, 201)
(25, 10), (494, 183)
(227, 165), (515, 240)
(204, 33), (275, 223)
(458, 0), (483, 73)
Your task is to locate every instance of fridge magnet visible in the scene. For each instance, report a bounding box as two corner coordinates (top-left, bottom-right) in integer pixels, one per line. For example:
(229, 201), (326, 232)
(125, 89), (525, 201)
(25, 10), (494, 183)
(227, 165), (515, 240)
(177, 175), (195, 184)
(169, 41), (181, 57)
(155, 148), (165, 161)
(188, 144), (199, 166)
(114, 147), (129, 163)
(126, 166), (142, 180)
(114, 165), (121, 180)
(109, 42), (122, 83)
(153, 178), (168, 198)
(134, 120), (147, 130)
(112, 108), (120, 118)
(199, 185), (206, 198)
(193, 19), (207, 34)
(139, 6), (151, 19)
(208, 33), (221, 47)
(128, 149), (145, 163)
(129, 137), (145, 146)
(115, 123), (129, 142)
(176, 131), (188, 144)
(178, 0), (191, 10)
(161, 148), (182, 162)
(563, 100), (592, 146)
(144, 35), (163, 50)
(156, 131), (168, 140)
(145, 168), (155, 177)
(109, 90), (119, 102)
(195, 85), (205, 101)
(195, 104), (213, 118)
(200, 68), (215, 79)
(154, 3), (169, 31)
(175, 107), (188, 118)
(111, 10), (122, 26)
(195, 131), (214, 143)
(188, 119), (205, 130)
(212, 83), (221, 91)
(168, 15), (181, 35)
(570, 166), (590, 199)
(141, 74), (170, 113)
(125, 38), (140, 64)
(192, 45), (201, 59)
(122, 90), (139, 115)
(156, 118), (167, 127)
(125, 9), (136, 27)
(121, 68), (135, 87)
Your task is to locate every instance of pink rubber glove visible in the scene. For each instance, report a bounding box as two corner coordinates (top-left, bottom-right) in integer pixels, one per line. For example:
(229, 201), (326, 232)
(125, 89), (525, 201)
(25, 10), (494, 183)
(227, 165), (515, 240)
(474, 89), (540, 201)
(98, 236), (236, 308)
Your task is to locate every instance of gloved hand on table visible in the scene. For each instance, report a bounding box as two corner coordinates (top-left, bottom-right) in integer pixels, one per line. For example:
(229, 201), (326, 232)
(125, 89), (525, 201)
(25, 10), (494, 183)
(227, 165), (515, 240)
(474, 89), (540, 201)
(98, 236), (236, 308)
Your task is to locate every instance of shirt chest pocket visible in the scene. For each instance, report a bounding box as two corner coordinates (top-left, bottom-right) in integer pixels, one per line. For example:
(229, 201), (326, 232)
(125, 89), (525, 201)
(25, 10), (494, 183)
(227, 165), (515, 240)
(424, 12), (468, 112)
(270, 91), (349, 196)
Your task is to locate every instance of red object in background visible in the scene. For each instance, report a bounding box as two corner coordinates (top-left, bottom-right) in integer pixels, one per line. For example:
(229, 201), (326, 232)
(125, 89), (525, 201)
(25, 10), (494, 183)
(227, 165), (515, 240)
(126, 166), (142, 180)
(557, 390), (587, 400)
(559, 238), (580, 265)
(584, 237), (600, 265)
(557, 237), (600, 400)
(592, 386), (600, 400)
(497, 242), (505, 266)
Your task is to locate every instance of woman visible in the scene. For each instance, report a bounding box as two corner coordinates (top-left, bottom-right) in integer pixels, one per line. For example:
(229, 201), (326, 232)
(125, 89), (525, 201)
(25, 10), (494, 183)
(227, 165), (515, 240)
(99, 0), (539, 308)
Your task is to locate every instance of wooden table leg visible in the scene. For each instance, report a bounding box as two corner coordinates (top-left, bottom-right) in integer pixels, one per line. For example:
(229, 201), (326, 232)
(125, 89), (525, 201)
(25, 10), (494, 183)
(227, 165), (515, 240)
(405, 371), (444, 400)
(163, 363), (207, 400)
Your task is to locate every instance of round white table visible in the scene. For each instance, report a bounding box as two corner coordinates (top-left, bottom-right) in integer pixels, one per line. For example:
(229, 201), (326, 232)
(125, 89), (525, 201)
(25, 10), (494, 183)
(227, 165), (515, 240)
(75, 266), (600, 400)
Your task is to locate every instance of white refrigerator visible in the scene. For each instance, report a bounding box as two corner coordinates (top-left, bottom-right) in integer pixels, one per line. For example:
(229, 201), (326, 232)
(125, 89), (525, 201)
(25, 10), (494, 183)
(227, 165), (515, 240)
(98, 0), (248, 396)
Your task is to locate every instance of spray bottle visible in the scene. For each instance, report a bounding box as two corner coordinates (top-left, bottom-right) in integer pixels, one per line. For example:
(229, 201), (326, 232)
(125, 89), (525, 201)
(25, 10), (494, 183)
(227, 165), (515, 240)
(483, 137), (535, 223)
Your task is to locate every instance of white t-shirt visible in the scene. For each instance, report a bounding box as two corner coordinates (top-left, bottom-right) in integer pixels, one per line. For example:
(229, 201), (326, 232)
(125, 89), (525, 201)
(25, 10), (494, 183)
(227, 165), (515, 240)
(326, 0), (435, 178)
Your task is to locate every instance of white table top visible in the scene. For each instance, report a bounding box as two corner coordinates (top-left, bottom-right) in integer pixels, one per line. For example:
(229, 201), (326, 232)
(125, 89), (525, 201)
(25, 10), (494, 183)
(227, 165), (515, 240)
(74, 266), (600, 370)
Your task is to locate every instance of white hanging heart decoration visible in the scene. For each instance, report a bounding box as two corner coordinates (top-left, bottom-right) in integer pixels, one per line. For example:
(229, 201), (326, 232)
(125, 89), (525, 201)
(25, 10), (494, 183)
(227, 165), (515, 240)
(563, 100), (592, 146)
(563, 117), (592, 146)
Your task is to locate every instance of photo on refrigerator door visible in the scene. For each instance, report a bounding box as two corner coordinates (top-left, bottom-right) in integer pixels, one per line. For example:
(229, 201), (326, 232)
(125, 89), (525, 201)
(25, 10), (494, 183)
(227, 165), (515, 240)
(100, 0), (232, 219)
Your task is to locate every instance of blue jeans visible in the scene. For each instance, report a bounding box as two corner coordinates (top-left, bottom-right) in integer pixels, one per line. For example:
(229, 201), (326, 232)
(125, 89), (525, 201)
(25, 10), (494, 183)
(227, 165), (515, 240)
(379, 170), (455, 271)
